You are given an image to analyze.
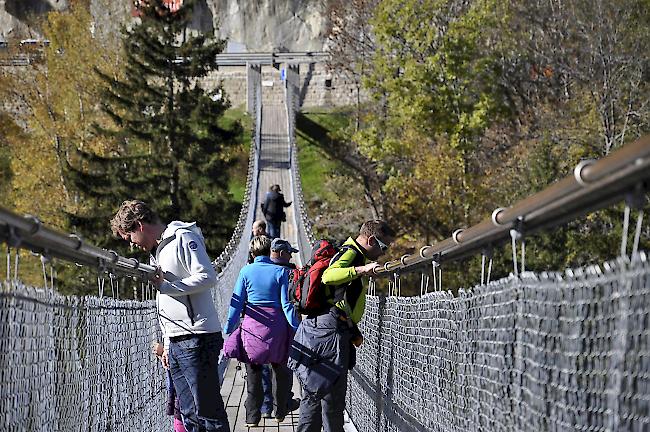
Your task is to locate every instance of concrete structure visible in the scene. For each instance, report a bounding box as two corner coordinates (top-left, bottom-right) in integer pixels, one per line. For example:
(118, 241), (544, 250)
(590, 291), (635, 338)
(207, 62), (362, 109)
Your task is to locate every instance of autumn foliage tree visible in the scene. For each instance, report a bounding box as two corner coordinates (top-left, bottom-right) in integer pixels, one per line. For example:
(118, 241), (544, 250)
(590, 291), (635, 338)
(0, 0), (126, 290)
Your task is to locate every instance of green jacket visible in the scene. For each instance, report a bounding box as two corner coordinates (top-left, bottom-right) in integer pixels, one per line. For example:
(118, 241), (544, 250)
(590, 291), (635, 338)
(321, 237), (370, 324)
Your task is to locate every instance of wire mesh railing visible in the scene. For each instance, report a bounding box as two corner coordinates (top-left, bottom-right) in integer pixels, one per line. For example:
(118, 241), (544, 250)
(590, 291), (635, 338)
(0, 281), (168, 431)
(349, 254), (650, 431)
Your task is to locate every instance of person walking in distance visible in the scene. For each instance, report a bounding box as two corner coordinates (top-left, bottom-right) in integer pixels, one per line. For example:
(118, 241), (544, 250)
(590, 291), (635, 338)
(261, 184), (292, 238)
(289, 220), (395, 432)
(110, 200), (230, 432)
(250, 219), (270, 264)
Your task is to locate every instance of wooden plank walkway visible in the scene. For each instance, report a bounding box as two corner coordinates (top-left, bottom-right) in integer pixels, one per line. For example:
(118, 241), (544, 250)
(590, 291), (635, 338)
(255, 104), (301, 251)
(220, 104), (302, 431)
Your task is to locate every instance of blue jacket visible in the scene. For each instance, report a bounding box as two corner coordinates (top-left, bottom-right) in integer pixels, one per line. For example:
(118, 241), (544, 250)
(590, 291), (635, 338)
(224, 256), (299, 334)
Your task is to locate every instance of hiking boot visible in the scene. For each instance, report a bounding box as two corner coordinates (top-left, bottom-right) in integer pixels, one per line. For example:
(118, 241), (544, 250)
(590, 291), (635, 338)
(275, 416), (285, 423)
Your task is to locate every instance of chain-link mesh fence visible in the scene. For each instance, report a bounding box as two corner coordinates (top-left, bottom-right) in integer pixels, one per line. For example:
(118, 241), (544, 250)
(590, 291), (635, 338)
(0, 281), (168, 431)
(347, 254), (650, 432)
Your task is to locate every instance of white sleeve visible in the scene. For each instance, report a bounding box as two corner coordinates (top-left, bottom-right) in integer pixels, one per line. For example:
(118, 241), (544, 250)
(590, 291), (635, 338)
(158, 231), (217, 296)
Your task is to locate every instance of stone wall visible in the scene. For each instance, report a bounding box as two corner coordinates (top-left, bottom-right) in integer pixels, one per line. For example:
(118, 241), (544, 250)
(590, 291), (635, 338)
(206, 63), (362, 110)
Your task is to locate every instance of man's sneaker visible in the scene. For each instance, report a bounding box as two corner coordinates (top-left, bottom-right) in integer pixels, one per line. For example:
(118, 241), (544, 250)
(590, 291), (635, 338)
(261, 411), (273, 419)
(288, 397), (301, 412)
(275, 416), (285, 423)
(245, 422), (258, 427)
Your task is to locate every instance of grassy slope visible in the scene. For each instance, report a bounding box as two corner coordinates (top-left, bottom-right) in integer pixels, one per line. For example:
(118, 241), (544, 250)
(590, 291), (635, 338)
(295, 110), (344, 202)
(296, 108), (373, 240)
(222, 105), (252, 203)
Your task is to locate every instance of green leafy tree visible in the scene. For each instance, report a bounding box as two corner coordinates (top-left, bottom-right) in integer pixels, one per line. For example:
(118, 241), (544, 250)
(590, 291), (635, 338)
(357, 0), (513, 239)
(315, 0), (650, 293)
(69, 0), (241, 255)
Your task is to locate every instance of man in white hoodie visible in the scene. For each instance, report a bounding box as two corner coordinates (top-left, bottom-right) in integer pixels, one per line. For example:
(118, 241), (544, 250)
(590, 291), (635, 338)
(111, 200), (229, 432)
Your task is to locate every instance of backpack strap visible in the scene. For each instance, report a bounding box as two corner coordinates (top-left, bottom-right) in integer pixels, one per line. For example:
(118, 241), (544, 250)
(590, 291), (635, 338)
(328, 244), (354, 268)
(154, 228), (195, 263)
(154, 234), (176, 264)
(152, 228), (197, 325)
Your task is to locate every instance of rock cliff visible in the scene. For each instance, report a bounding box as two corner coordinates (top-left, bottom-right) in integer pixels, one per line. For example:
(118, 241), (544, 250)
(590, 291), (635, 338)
(1, 0), (327, 51)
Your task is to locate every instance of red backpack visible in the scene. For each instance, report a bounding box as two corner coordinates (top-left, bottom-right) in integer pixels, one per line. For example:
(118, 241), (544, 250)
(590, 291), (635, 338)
(289, 239), (342, 314)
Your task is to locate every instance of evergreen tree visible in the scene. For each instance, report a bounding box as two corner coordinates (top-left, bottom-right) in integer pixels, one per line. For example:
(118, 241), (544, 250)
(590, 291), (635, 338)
(68, 0), (241, 256)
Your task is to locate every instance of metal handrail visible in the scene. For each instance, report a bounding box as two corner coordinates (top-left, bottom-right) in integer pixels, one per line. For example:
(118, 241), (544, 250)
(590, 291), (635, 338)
(215, 51), (329, 66)
(375, 134), (650, 276)
(0, 208), (156, 278)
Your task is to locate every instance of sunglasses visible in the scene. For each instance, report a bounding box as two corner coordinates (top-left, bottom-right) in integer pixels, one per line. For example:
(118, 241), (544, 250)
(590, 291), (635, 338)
(374, 236), (389, 252)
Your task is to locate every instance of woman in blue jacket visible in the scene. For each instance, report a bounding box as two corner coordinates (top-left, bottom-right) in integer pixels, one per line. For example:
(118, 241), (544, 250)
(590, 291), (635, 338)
(224, 235), (299, 426)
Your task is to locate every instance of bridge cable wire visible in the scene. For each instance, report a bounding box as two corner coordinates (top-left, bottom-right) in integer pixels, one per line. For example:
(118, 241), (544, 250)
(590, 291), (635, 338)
(621, 204), (631, 258)
(431, 260), (438, 292)
(97, 275), (105, 298)
(487, 254), (493, 284)
(481, 254), (486, 285)
(5, 244), (10, 282)
(633, 210), (645, 259)
(420, 272), (429, 296)
(41, 255), (48, 290)
(13, 249), (19, 280)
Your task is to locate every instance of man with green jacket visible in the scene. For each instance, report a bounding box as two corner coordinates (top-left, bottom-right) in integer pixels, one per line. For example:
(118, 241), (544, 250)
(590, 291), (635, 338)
(290, 220), (395, 432)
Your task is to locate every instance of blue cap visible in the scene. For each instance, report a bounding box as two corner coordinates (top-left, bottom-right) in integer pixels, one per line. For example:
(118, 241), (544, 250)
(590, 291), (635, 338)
(271, 238), (298, 253)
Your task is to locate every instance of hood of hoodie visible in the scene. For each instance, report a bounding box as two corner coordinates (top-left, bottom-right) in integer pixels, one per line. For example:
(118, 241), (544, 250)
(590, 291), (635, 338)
(162, 221), (204, 242)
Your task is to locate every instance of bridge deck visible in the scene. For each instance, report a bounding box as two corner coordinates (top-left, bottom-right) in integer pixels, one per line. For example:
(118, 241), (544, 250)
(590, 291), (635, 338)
(219, 104), (302, 431)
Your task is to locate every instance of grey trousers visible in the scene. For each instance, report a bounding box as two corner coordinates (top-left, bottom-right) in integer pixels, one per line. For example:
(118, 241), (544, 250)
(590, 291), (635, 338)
(296, 370), (348, 432)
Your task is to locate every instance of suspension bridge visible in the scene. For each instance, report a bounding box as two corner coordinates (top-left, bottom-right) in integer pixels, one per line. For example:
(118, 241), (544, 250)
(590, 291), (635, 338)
(2, 54), (650, 432)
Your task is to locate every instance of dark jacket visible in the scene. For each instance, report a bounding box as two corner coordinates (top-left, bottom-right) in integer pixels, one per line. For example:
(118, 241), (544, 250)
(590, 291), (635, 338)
(262, 191), (291, 223)
(288, 311), (352, 399)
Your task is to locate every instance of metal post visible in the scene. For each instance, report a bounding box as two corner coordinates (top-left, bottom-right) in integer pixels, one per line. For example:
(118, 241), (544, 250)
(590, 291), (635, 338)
(246, 63), (261, 114)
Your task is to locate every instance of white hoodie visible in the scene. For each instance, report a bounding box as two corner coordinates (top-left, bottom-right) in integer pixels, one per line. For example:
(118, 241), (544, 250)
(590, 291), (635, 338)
(152, 221), (221, 349)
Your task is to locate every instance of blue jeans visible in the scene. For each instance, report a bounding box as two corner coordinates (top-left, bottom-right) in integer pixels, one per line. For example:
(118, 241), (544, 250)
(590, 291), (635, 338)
(261, 365), (273, 414)
(168, 333), (230, 432)
(267, 221), (281, 238)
